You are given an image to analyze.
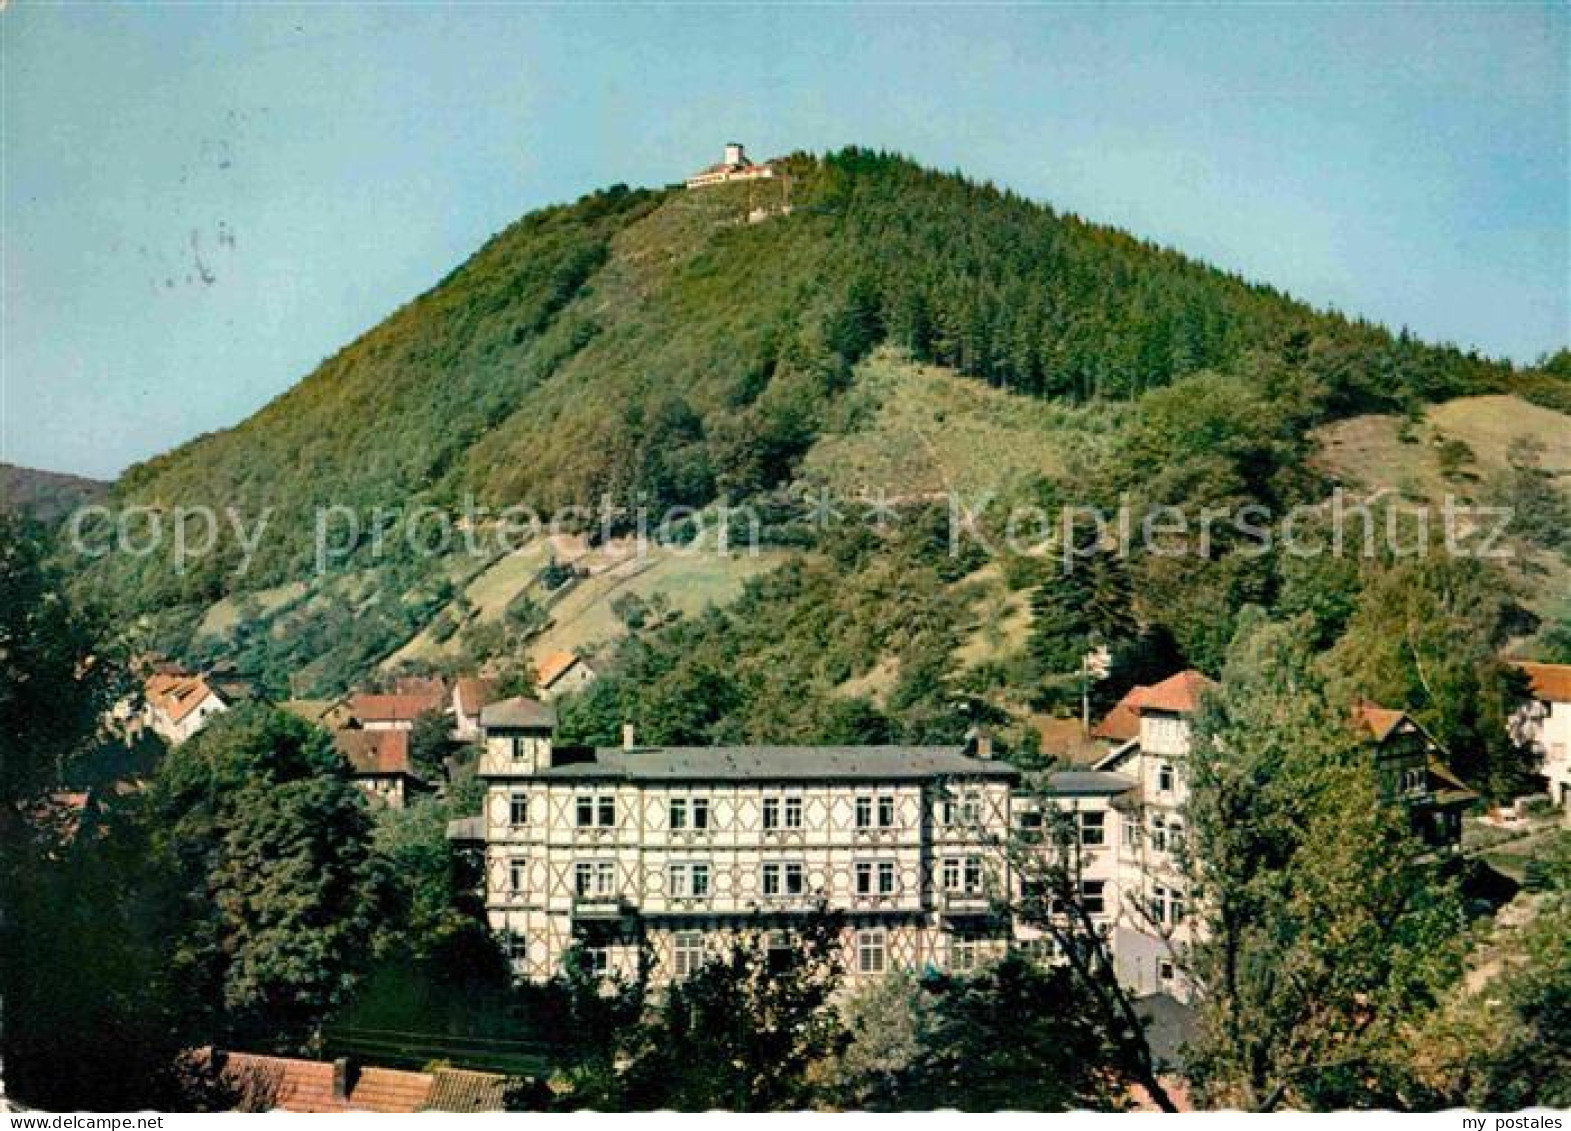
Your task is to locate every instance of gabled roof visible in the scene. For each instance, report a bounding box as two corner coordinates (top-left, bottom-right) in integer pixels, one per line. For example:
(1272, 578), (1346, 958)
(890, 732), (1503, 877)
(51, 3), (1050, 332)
(535, 650), (584, 690)
(207, 1052), (439, 1113)
(480, 696), (557, 730)
(1135, 670), (1215, 715)
(347, 691), (445, 725)
(1514, 661), (1571, 704)
(1092, 685), (1150, 741)
(333, 728), (417, 778)
(454, 676), (497, 716)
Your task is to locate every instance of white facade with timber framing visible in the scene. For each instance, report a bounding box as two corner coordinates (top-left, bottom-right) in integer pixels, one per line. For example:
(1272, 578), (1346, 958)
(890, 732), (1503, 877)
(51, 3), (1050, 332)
(457, 674), (1477, 993)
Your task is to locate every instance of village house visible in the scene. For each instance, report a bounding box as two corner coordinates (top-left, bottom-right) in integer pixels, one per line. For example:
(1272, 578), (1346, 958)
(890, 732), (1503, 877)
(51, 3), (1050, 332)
(345, 687), (447, 732)
(1510, 661), (1571, 816)
(684, 141), (776, 189)
(143, 670), (231, 746)
(452, 676), (498, 741)
(534, 651), (596, 701)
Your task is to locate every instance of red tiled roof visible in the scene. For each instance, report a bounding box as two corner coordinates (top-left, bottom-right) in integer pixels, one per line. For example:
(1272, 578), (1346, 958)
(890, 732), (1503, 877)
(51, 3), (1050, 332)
(1515, 661), (1571, 704)
(146, 672), (225, 725)
(455, 676), (497, 716)
(535, 651), (581, 690)
(1092, 685), (1151, 741)
(1354, 703), (1409, 743)
(334, 728), (416, 777)
(348, 691), (445, 724)
(211, 1051), (344, 1112)
(203, 1051), (504, 1113)
(349, 1067), (435, 1112)
(1134, 670), (1215, 716)
(209, 1052), (437, 1113)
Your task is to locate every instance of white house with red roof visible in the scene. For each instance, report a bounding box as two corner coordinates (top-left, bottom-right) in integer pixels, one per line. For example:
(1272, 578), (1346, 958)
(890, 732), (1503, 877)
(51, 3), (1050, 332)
(143, 671), (230, 745)
(684, 142), (776, 189)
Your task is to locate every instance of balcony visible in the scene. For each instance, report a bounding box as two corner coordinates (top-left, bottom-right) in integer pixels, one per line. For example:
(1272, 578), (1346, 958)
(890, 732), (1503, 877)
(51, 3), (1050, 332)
(935, 890), (995, 920)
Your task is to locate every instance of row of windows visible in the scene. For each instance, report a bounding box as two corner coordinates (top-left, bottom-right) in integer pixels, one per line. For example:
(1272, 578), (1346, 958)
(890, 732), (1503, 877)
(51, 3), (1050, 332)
(510, 792), (994, 832)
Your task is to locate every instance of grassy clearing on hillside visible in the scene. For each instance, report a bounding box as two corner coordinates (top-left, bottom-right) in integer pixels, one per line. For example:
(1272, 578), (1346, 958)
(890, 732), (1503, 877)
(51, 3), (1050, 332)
(802, 351), (1111, 498)
(1313, 394), (1571, 503)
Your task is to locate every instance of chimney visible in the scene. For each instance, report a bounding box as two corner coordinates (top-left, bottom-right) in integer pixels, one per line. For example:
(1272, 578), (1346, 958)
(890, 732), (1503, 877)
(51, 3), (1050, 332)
(622, 723), (636, 751)
(974, 732), (993, 760)
(331, 1057), (352, 1102)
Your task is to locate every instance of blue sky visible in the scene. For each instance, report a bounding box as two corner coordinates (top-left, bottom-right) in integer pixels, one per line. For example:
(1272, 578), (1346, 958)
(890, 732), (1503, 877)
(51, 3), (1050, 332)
(3, 2), (1566, 479)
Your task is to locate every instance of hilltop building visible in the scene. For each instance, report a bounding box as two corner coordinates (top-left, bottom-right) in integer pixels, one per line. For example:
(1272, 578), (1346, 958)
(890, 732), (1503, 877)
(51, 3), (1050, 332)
(1511, 661), (1571, 816)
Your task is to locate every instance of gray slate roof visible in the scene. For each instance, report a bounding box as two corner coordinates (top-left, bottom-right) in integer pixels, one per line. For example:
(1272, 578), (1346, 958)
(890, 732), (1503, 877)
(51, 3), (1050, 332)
(1041, 770), (1137, 796)
(532, 745), (1020, 784)
(479, 696), (557, 730)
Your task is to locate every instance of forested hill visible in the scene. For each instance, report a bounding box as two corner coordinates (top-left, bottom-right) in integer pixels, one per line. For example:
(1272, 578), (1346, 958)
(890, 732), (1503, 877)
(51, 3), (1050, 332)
(101, 147), (1554, 605)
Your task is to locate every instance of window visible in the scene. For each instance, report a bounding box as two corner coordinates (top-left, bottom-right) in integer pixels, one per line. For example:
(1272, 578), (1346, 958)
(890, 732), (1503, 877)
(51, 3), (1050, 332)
(857, 929), (886, 975)
(1016, 808), (1044, 837)
(878, 797), (896, 828)
(510, 794), (529, 826)
(577, 795), (616, 828)
(509, 858), (527, 894)
(962, 795), (982, 825)
(1150, 814), (1168, 852)
(762, 861), (805, 898)
(669, 862), (710, 899)
(783, 796), (802, 828)
(692, 797), (711, 830)
(673, 931), (705, 979)
(1158, 959), (1175, 985)
(763, 797), (780, 830)
(1079, 810), (1106, 847)
(878, 861), (896, 895)
(856, 861), (896, 898)
(1080, 880), (1106, 917)
(855, 861), (874, 895)
(575, 860), (616, 898)
(952, 935), (985, 972)
(1401, 767), (1425, 794)
(581, 945), (610, 977)
(670, 798), (687, 830)
(1158, 763), (1175, 793)
(1151, 884), (1168, 924)
(855, 797), (873, 828)
(1123, 820), (1141, 849)
(511, 736), (530, 761)
(1169, 887), (1186, 924)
